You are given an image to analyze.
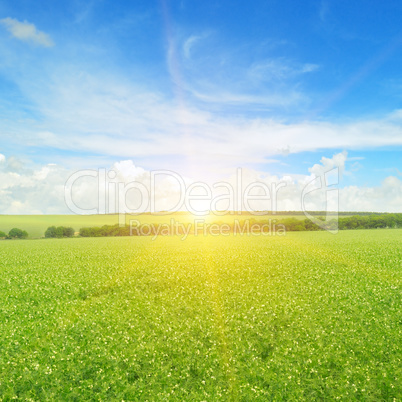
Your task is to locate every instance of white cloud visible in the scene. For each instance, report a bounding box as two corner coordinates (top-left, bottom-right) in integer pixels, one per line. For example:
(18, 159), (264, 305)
(309, 150), (347, 177)
(0, 154), (5, 164)
(2, 67), (402, 177)
(0, 152), (400, 214)
(1, 61), (401, 178)
(0, 162), (70, 214)
(112, 160), (146, 181)
(339, 176), (402, 212)
(0, 17), (54, 47)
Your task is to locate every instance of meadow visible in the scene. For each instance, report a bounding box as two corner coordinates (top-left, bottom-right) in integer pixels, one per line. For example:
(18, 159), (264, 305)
(0, 230), (400, 400)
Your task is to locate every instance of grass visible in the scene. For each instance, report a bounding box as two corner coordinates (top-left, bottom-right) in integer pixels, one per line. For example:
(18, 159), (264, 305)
(0, 229), (400, 400)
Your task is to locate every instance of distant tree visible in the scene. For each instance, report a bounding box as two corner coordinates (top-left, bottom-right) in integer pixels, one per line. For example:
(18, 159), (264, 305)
(45, 226), (75, 238)
(45, 226), (57, 238)
(79, 224), (132, 237)
(8, 228), (28, 239)
(79, 227), (92, 237)
(63, 227), (75, 237)
(0, 230), (6, 238)
(55, 226), (65, 238)
(282, 218), (306, 231)
(304, 219), (320, 231)
(91, 227), (102, 237)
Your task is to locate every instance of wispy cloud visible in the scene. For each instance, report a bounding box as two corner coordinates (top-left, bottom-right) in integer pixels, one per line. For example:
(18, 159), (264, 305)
(1, 64), (402, 179)
(0, 17), (54, 47)
(166, 30), (319, 114)
(183, 32), (211, 59)
(319, 1), (329, 23)
(183, 35), (201, 59)
(189, 87), (305, 108)
(248, 60), (319, 83)
(301, 63), (319, 73)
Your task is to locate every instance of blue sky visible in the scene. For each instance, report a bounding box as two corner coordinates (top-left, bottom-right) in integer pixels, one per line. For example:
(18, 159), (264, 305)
(0, 0), (401, 213)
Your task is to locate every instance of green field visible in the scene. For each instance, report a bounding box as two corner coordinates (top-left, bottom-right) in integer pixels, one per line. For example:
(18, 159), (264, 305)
(0, 230), (400, 400)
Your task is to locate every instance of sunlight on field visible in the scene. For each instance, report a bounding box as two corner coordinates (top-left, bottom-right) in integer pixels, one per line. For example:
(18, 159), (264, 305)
(0, 230), (400, 399)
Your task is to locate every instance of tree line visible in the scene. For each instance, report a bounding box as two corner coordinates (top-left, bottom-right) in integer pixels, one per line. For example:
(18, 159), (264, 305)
(5, 213), (399, 240)
(79, 224), (131, 237)
(270, 213), (402, 231)
(0, 228), (29, 239)
(45, 226), (75, 238)
(243, 214), (402, 231)
(76, 213), (402, 237)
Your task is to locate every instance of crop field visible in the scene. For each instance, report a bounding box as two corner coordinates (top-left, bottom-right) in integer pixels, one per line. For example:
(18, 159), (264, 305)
(0, 229), (400, 400)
